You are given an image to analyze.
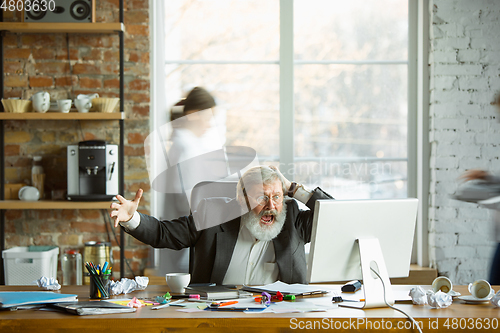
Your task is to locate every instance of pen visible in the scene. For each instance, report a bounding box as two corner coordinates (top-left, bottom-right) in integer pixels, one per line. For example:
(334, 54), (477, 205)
(218, 301), (238, 307)
(170, 294), (200, 299)
(151, 299), (183, 310)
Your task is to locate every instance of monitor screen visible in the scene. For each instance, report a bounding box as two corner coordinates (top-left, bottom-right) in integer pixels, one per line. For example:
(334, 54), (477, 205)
(307, 198), (418, 283)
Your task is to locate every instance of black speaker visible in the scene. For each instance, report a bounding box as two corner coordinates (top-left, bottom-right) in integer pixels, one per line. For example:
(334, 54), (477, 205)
(23, 0), (95, 23)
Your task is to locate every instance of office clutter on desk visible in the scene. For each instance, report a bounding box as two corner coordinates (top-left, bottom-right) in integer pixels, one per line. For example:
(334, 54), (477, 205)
(242, 280), (328, 296)
(184, 285), (252, 300)
(409, 286), (453, 309)
(109, 276), (149, 295)
(0, 291), (77, 308)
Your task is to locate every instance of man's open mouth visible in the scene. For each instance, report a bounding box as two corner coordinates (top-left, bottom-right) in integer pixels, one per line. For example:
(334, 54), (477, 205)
(260, 214), (275, 225)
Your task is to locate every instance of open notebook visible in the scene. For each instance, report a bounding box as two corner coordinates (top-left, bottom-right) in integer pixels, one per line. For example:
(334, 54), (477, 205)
(50, 301), (136, 315)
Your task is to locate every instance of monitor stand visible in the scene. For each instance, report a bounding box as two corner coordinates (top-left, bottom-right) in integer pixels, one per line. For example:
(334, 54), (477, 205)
(340, 238), (395, 309)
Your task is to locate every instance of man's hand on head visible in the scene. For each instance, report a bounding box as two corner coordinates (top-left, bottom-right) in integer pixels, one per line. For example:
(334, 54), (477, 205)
(269, 165), (292, 192)
(110, 189), (143, 227)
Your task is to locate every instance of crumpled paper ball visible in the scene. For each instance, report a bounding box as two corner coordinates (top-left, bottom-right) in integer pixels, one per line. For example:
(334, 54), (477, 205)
(427, 290), (452, 308)
(409, 286), (428, 305)
(135, 276), (149, 290)
(491, 290), (500, 307)
(35, 276), (61, 290)
(109, 276), (149, 295)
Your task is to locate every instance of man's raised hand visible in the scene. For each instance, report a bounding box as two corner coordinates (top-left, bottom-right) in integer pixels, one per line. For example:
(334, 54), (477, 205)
(110, 189), (143, 227)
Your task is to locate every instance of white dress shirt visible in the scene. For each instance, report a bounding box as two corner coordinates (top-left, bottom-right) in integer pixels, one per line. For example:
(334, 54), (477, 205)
(222, 218), (279, 285)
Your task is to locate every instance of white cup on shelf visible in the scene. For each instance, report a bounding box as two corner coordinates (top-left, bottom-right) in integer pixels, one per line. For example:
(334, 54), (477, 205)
(57, 99), (72, 113)
(74, 98), (92, 113)
(31, 91), (50, 113)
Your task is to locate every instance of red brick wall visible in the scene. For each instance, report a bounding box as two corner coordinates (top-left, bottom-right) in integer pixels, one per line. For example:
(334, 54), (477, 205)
(2, 0), (151, 280)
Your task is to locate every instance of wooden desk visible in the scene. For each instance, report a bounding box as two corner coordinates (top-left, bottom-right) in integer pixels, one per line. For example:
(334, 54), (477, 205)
(1, 285), (499, 332)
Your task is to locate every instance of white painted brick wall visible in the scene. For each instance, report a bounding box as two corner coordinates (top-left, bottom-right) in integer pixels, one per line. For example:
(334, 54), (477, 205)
(429, 0), (500, 284)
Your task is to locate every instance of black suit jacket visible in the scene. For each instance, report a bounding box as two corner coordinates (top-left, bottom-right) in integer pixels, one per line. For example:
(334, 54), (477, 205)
(125, 187), (333, 284)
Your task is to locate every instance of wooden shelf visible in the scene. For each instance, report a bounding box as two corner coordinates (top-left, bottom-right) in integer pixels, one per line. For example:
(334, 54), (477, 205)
(0, 112), (124, 120)
(0, 22), (124, 34)
(0, 200), (113, 210)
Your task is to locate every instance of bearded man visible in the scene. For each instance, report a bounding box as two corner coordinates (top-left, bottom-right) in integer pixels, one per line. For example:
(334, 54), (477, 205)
(111, 165), (333, 284)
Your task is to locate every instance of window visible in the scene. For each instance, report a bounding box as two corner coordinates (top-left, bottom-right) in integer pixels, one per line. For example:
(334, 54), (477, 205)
(153, 0), (410, 200)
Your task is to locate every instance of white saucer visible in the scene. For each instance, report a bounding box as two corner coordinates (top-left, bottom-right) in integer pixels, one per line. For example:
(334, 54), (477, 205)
(19, 186), (40, 201)
(448, 290), (461, 297)
(457, 295), (492, 304)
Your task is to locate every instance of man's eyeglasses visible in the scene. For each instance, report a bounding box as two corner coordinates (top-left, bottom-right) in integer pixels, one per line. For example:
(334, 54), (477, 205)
(249, 194), (283, 206)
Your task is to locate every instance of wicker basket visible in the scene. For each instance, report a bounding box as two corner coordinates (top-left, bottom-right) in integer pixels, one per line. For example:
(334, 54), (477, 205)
(1, 99), (32, 113)
(92, 98), (119, 113)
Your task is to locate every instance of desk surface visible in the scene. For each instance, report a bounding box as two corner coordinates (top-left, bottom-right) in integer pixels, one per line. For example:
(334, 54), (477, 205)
(1, 285), (499, 332)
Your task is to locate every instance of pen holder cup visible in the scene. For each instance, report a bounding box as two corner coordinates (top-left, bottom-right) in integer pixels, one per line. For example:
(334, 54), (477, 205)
(89, 273), (111, 299)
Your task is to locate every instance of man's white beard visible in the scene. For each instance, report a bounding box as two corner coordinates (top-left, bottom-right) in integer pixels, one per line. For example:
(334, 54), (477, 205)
(244, 204), (287, 241)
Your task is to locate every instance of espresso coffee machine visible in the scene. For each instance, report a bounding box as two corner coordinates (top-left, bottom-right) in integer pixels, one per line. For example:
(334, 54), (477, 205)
(67, 140), (119, 201)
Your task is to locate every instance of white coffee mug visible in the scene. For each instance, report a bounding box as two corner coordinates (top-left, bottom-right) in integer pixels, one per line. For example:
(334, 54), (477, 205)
(432, 276), (453, 294)
(74, 98), (92, 113)
(165, 273), (191, 293)
(31, 91), (50, 113)
(468, 279), (495, 299)
(18, 186), (40, 201)
(57, 99), (72, 113)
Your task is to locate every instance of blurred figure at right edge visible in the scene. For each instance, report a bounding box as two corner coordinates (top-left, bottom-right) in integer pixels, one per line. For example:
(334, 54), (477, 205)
(459, 91), (500, 284)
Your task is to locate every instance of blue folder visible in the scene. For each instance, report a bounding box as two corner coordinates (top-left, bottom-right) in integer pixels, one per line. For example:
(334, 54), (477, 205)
(0, 291), (78, 308)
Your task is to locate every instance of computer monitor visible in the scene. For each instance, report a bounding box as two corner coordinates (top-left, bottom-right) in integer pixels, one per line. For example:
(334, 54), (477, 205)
(307, 198), (418, 309)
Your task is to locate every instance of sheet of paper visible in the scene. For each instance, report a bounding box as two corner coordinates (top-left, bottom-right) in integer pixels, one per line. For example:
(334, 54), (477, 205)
(177, 308), (205, 313)
(246, 281), (326, 295)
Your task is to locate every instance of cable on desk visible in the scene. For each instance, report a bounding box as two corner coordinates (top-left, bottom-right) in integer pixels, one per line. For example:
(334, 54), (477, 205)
(370, 267), (423, 333)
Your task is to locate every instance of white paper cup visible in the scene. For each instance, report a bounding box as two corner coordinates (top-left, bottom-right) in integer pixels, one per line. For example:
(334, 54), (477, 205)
(468, 279), (494, 299)
(432, 276), (453, 293)
(165, 273), (190, 293)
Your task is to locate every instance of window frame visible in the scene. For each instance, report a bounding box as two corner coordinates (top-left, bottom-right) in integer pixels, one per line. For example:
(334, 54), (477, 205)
(149, 0), (426, 265)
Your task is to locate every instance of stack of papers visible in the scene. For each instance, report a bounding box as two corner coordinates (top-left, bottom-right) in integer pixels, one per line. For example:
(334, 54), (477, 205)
(0, 292), (77, 308)
(242, 281), (328, 296)
(184, 285), (252, 300)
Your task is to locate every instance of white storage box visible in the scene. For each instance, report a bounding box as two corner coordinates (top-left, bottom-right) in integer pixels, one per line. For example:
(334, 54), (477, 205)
(2, 246), (59, 285)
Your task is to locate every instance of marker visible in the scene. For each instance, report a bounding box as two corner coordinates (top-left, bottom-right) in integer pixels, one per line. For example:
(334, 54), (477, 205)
(151, 299), (184, 310)
(171, 294), (200, 299)
(102, 261), (109, 273)
(218, 301), (238, 307)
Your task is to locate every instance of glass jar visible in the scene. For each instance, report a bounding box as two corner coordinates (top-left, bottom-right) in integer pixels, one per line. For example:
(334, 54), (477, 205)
(61, 249), (83, 285)
(31, 155), (45, 199)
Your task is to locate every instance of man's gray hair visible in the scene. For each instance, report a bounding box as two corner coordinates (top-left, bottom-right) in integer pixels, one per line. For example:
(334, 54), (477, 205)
(236, 166), (287, 205)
